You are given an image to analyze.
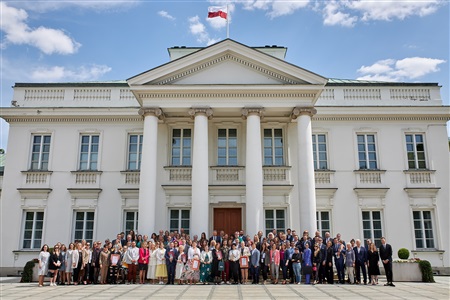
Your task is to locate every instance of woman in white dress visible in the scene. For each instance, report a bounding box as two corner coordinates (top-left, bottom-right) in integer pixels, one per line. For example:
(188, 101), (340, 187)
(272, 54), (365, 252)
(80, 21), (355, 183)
(38, 244), (50, 287)
(146, 242), (157, 283)
(175, 245), (186, 284)
(155, 242), (167, 284)
(65, 243), (75, 285)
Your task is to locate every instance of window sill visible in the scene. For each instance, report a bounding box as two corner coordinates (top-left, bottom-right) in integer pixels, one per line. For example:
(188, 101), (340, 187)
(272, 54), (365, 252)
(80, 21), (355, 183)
(71, 170), (103, 173)
(411, 249), (445, 253)
(403, 169), (436, 173)
(22, 170), (53, 173)
(13, 249), (40, 253)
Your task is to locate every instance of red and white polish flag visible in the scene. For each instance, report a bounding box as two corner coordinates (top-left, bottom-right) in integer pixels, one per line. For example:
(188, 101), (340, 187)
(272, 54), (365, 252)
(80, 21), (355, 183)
(208, 6), (228, 19)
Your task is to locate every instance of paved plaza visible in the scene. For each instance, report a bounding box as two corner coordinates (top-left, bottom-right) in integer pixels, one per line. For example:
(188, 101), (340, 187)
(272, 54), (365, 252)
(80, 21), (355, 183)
(1, 276), (449, 300)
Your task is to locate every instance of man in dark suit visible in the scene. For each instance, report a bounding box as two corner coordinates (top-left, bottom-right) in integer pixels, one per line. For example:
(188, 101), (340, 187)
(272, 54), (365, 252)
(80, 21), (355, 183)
(318, 238), (327, 284)
(353, 239), (368, 284)
(209, 230), (222, 246)
(380, 237), (395, 287)
(165, 242), (179, 284)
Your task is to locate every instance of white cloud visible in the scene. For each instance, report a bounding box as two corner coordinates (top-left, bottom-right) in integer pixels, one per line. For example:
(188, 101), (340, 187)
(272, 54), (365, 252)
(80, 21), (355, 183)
(323, 1), (358, 27)
(237, 0), (309, 18)
(30, 65), (112, 82)
(158, 10), (175, 21)
(0, 2), (80, 55)
(348, 0), (443, 21)
(357, 57), (446, 81)
(189, 16), (219, 45)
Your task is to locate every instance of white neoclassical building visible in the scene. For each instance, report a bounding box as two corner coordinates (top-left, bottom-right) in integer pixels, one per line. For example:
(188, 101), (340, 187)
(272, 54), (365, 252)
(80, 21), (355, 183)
(1, 39), (449, 275)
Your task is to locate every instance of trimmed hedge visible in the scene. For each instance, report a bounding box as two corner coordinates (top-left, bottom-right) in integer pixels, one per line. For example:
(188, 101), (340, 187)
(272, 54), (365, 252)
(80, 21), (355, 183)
(397, 248), (410, 259)
(418, 260), (435, 283)
(21, 260), (36, 283)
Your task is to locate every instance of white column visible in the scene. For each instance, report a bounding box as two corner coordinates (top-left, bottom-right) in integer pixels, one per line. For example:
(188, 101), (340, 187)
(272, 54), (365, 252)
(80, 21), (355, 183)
(242, 107), (264, 236)
(137, 107), (162, 236)
(189, 107), (213, 237)
(292, 107), (317, 233)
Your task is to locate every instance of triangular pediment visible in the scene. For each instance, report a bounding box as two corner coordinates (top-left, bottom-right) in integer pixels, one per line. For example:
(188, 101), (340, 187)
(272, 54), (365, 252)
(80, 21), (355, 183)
(128, 39), (327, 87)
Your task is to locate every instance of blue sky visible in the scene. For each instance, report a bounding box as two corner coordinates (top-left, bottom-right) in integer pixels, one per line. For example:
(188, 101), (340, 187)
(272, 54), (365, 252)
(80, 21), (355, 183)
(1, 0), (449, 150)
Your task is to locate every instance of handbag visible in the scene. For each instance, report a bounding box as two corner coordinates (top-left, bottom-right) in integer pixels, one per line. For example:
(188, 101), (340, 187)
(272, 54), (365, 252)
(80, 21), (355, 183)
(218, 261), (225, 271)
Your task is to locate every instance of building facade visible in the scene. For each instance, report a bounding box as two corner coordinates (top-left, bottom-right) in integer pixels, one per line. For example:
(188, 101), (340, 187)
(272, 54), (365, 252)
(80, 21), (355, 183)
(1, 40), (449, 275)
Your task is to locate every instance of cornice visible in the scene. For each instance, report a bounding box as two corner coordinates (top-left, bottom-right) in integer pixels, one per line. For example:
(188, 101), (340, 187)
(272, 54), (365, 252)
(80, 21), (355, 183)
(314, 116), (450, 122)
(154, 53), (301, 85)
(137, 91), (317, 99)
(3, 116), (143, 123)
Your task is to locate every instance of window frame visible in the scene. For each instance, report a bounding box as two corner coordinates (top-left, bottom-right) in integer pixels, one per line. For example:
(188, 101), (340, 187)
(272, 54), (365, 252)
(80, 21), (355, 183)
(356, 133), (379, 170)
(263, 128), (285, 166)
(312, 133), (328, 170)
(78, 134), (100, 171)
(127, 134), (143, 171)
(405, 133), (428, 170)
(412, 210), (435, 249)
(264, 208), (286, 236)
(361, 210), (384, 248)
(123, 210), (139, 233)
(29, 134), (52, 171)
(217, 128), (238, 166)
(72, 211), (95, 244)
(316, 210), (331, 238)
(21, 211), (45, 250)
(169, 208), (190, 234)
(170, 128), (192, 166)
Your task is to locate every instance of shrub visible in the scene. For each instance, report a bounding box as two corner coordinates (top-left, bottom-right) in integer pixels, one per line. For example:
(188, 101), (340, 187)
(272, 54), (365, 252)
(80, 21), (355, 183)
(418, 260), (435, 283)
(398, 248), (410, 259)
(21, 260), (36, 283)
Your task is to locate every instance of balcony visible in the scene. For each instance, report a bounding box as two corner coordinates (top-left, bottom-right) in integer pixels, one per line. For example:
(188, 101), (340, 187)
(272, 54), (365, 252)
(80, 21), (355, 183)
(21, 171), (52, 187)
(354, 170), (386, 187)
(314, 170), (335, 186)
(121, 171), (140, 185)
(164, 166), (192, 182)
(71, 171), (102, 186)
(211, 166), (244, 184)
(263, 166), (291, 183)
(404, 170), (435, 187)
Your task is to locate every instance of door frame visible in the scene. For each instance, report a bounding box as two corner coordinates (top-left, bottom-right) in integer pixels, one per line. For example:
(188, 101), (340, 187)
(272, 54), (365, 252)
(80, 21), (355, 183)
(210, 203), (245, 236)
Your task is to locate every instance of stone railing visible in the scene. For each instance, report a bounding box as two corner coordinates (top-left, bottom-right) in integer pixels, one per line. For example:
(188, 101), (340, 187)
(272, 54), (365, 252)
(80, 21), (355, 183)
(71, 171), (102, 184)
(404, 170), (435, 186)
(390, 88), (430, 101)
(354, 170), (385, 186)
(211, 166), (244, 182)
(263, 166), (291, 182)
(344, 88), (381, 100)
(164, 166), (192, 181)
(73, 89), (111, 101)
(24, 89), (65, 101)
(22, 171), (52, 185)
(314, 170), (335, 185)
(121, 171), (140, 185)
(317, 88), (335, 100)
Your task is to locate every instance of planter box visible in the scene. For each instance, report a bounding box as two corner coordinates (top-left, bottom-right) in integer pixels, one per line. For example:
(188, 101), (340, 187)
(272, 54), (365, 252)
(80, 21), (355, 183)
(392, 262), (422, 282)
(32, 263), (40, 282)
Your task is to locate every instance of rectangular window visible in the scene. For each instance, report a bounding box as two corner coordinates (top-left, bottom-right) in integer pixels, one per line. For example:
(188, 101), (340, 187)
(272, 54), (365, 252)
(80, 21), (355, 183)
(171, 129), (191, 166)
(217, 128), (238, 165)
(265, 209), (285, 236)
(79, 135), (99, 170)
(316, 211), (331, 238)
(30, 135), (51, 170)
(362, 211), (383, 248)
(73, 211), (95, 244)
(406, 134), (427, 169)
(169, 209), (190, 234)
(413, 211), (435, 249)
(312, 134), (328, 170)
(124, 211), (139, 233)
(22, 211), (44, 249)
(357, 134), (378, 169)
(127, 134), (143, 170)
(263, 129), (284, 166)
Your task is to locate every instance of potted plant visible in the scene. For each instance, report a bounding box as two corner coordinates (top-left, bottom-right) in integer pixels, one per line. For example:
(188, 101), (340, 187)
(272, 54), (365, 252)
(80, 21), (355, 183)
(392, 248), (422, 282)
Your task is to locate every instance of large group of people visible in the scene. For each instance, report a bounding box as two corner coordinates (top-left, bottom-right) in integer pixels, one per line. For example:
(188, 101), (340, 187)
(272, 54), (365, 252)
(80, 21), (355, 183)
(37, 228), (395, 288)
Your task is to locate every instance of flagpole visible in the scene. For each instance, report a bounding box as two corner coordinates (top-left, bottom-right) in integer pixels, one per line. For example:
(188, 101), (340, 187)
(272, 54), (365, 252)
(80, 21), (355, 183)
(226, 3), (229, 38)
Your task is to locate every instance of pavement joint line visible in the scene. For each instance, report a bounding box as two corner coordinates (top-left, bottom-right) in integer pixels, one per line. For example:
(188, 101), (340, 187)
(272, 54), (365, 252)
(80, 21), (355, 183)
(237, 284), (244, 300)
(206, 284), (216, 299)
(339, 284), (413, 300)
(312, 284), (340, 299)
(285, 284), (307, 299)
(174, 284), (191, 300)
(261, 284), (276, 300)
(139, 284), (165, 300)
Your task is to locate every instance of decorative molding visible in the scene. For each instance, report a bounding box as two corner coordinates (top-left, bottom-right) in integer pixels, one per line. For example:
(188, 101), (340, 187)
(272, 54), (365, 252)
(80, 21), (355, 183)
(138, 92), (317, 99)
(3, 116), (142, 123)
(314, 116), (450, 122)
(138, 107), (164, 119)
(241, 107), (264, 119)
(154, 54), (302, 85)
(188, 107), (213, 119)
(291, 107), (317, 119)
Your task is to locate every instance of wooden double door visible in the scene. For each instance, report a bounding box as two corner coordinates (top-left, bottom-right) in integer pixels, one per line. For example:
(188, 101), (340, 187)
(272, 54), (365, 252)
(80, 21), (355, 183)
(213, 208), (242, 236)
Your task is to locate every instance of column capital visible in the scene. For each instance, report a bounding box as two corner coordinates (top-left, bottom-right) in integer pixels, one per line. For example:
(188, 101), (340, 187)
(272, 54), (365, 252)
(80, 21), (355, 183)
(291, 107), (317, 119)
(138, 107), (164, 119)
(241, 107), (264, 119)
(188, 107), (213, 119)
